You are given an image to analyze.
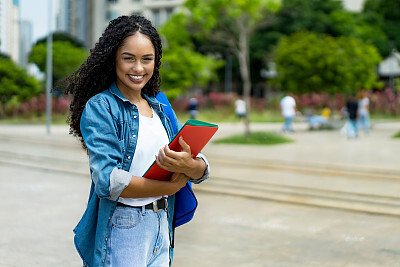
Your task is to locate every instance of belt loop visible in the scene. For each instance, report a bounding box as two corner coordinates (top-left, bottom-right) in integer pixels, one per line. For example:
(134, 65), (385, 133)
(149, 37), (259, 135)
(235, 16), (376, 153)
(141, 205), (146, 215)
(153, 199), (160, 212)
(164, 197), (168, 210)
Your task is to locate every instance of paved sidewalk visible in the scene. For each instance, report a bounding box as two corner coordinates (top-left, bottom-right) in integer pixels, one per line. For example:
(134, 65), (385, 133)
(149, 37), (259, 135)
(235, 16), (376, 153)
(2, 120), (399, 171)
(206, 120), (400, 173)
(0, 121), (399, 266)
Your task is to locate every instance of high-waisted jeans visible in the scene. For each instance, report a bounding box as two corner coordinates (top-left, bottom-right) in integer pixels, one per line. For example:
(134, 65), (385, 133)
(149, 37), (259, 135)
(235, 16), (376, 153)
(104, 205), (169, 267)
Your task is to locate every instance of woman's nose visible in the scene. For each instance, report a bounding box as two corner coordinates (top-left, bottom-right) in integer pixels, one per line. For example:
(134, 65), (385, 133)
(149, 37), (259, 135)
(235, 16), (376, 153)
(132, 61), (144, 72)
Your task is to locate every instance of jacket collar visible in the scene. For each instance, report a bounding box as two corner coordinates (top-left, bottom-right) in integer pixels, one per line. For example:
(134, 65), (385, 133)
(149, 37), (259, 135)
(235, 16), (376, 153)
(108, 82), (162, 110)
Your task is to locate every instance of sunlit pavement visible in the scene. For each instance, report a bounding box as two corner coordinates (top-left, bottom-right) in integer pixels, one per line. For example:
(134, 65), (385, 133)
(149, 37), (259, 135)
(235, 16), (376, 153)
(0, 121), (399, 266)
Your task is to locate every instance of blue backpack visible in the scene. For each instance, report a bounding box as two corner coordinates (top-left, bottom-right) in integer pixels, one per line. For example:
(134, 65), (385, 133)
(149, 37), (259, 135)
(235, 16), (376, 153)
(156, 92), (198, 227)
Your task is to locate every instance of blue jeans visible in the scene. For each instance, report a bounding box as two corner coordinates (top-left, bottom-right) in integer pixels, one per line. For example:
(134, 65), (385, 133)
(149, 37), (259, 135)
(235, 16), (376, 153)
(104, 206), (170, 267)
(347, 119), (358, 138)
(281, 116), (294, 132)
(357, 113), (370, 134)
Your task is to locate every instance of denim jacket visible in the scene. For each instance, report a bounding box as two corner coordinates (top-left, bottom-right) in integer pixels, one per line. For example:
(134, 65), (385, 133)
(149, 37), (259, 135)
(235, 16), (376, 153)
(74, 82), (210, 266)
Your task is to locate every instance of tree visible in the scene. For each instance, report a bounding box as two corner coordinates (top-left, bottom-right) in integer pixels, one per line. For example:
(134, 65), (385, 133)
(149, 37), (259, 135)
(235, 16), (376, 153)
(34, 31), (86, 48)
(251, 0), (357, 75)
(0, 57), (41, 117)
(28, 34), (87, 91)
(361, 0), (400, 57)
(159, 13), (223, 99)
(263, 0), (356, 37)
(185, 0), (280, 136)
(272, 31), (382, 96)
(352, 12), (390, 57)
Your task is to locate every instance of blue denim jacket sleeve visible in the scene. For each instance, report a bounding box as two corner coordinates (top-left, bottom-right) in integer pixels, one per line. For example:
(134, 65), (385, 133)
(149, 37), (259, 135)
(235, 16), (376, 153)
(80, 98), (131, 201)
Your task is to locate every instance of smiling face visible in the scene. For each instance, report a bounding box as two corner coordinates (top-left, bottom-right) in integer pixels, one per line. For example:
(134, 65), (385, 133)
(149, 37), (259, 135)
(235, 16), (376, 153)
(115, 32), (155, 100)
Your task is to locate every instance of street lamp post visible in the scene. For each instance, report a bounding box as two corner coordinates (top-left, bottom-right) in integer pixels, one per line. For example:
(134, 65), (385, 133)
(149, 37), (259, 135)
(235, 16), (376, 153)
(46, 0), (53, 134)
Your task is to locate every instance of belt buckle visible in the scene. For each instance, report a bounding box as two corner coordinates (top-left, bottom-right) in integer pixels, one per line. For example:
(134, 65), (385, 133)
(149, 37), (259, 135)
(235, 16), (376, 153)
(152, 198), (167, 212)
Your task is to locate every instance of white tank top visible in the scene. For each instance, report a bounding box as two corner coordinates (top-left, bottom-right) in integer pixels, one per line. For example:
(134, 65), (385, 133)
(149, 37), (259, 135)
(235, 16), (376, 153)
(118, 108), (169, 207)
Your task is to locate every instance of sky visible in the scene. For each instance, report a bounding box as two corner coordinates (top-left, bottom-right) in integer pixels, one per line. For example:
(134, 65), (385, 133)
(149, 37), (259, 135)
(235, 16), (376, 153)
(19, 0), (56, 44)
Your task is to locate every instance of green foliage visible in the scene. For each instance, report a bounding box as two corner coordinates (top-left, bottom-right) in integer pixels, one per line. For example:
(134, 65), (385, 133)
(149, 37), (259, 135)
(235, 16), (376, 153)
(393, 131), (400, 138)
(361, 0), (400, 56)
(185, 0), (280, 42)
(28, 40), (87, 89)
(184, 0), (281, 136)
(214, 131), (293, 145)
(353, 13), (390, 57)
(0, 57), (40, 111)
(160, 13), (223, 97)
(272, 31), (382, 95)
(0, 52), (10, 59)
(251, 0), (355, 85)
(35, 31), (85, 47)
(264, 0), (355, 37)
(395, 78), (400, 93)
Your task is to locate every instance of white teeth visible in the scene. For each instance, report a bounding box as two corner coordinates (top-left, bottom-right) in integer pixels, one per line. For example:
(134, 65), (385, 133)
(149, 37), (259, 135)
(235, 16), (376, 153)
(129, 75), (143, 80)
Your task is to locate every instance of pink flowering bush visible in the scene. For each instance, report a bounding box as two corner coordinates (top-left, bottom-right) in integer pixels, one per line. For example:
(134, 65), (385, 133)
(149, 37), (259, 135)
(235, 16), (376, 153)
(2, 89), (399, 120)
(13, 94), (72, 118)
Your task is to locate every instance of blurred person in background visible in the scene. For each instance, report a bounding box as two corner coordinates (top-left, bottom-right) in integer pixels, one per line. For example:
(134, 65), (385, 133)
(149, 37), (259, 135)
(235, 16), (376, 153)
(235, 96), (246, 120)
(346, 96), (359, 138)
(306, 106), (331, 130)
(188, 97), (199, 119)
(280, 93), (296, 133)
(357, 91), (370, 135)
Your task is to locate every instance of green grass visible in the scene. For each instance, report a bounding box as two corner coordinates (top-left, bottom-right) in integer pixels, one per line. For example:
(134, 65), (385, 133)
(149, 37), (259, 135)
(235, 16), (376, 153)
(392, 131), (400, 138)
(0, 113), (68, 125)
(214, 131), (294, 145)
(370, 112), (400, 120)
(1, 107), (282, 125)
(176, 107), (283, 123)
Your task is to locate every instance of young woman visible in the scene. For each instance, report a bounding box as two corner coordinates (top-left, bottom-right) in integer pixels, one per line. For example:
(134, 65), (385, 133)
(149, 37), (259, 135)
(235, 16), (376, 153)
(65, 15), (210, 267)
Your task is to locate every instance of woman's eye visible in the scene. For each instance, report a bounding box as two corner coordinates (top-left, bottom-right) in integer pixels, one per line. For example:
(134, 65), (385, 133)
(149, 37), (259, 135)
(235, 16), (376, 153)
(124, 57), (135, 61)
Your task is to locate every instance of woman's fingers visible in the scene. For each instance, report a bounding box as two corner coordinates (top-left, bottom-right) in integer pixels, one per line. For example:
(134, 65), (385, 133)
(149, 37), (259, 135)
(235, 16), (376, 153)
(178, 136), (192, 155)
(156, 137), (194, 172)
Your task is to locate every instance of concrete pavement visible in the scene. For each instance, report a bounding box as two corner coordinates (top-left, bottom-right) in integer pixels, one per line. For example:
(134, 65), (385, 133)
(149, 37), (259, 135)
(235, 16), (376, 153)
(0, 121), (399, 266)
(199, 121), (400, 217)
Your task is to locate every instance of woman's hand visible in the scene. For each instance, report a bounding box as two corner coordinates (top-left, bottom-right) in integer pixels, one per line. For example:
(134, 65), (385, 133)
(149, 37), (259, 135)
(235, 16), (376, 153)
(156, 137), (193, 172)
(156, 136), (207, 179)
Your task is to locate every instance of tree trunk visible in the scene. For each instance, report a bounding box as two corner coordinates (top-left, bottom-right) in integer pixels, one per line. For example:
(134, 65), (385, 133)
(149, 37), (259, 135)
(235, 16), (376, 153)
(0, 101), (5, 119)
(237, 27), (251, 137)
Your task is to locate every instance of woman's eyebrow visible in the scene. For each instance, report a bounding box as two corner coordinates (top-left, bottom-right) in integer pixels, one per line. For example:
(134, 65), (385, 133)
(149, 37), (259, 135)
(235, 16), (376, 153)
(121, 52), (154, 57)
(121, 52), (135, 56)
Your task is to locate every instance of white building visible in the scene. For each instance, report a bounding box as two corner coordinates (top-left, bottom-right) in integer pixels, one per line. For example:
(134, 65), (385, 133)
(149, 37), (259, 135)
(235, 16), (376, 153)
(55, 0), (108, 48)
(341, 0), (366, 12)
(0, 0), (20, 63)
(19, 19), (32, 68)
(108, 0), (183, 27)
(56, 0), (70, 33)
(59, 0), (183, 49)
(379, 50), (400, 77)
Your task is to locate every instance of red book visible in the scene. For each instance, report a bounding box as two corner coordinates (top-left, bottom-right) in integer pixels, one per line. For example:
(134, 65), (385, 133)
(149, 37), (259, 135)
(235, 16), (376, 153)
(143, 119), (218, 181)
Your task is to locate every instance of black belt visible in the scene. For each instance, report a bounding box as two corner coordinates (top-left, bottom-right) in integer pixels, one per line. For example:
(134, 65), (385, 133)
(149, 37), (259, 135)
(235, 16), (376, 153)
(117, 198), (168, 212)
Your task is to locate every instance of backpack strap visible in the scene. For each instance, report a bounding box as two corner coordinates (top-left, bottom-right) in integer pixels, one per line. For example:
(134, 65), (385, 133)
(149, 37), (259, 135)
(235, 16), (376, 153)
(156, 91), (198, 228)
(156, 92), (177, 135)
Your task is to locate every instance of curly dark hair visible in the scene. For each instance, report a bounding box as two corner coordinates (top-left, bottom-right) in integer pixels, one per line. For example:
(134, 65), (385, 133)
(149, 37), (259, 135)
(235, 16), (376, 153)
(64, 15), (162, 150)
